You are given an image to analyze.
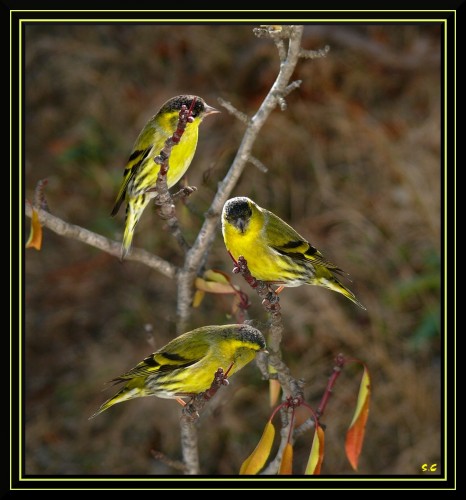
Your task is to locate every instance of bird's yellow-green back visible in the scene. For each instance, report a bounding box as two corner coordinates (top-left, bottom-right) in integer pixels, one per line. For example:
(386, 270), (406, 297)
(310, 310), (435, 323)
(89, 324), (265, 419)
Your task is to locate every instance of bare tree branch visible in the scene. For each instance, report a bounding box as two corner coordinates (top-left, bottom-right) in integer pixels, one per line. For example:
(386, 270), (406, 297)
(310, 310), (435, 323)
(25, 202), (177, 278)
(248, 156), (269, 173)
(299, 45), (330, 59)
(150, 449), (187, 473)
(179, 420), (199, 475)
(217, 97), (250, 124)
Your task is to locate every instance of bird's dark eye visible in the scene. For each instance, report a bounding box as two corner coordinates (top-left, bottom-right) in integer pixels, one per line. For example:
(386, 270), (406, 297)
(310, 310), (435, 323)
(190, 99), (204, 118)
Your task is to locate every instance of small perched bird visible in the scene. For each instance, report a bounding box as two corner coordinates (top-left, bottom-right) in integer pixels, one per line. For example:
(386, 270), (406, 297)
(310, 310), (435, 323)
(89, 324), (266, 419)
(222, 196), (365, 309)
(111, 95), (219, 259)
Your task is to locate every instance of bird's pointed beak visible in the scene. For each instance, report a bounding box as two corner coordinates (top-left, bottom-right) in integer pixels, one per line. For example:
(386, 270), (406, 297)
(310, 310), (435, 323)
(204, 104), (221, 116)
(236, 218), (247, 233)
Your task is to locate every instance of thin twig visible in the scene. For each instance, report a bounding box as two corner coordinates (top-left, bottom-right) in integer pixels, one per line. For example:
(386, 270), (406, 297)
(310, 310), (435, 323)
(33, 178), (49, 210)
(150, 449), (188, 473)
(293, 353), (346, 439)
(254, 25), (289, 62)
(249, 156), (269, 173)
(254, 25), (290, 62)
(218, 98), (249, 124)
(316, 353), (346, 418)
(299, 45), (330, 59)
(283, 80), (303, 98)
(25, 201), (177, 278)
(171, 186), (198, 201)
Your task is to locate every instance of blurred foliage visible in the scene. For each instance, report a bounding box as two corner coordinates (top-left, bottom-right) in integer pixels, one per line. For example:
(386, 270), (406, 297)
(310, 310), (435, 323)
(24, 24), (442, 475)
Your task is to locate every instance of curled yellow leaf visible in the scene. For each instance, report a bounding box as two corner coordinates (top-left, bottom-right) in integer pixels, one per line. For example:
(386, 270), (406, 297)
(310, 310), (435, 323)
(194, 277), (237, 295)
(268, 379), (281, 407)
(203, 269), (231, 284)
(305, 425), (325, 475)
(192, 290), (205, 308)
(239, 420), (275, 475)
(278, 442), (293, 475)
(345, 365), (371, 470)
(26, 208), (43, 250)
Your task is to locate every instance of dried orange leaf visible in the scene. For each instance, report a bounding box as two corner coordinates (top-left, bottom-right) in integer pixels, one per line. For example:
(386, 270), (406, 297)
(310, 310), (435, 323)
(239, 420), (275, 475)
(305, 425), (325, 475)
(192, 289), (205, 308)
(278, 442), (293, 475)
(345, 365), (371, 470)
(26, 209), (43, 250)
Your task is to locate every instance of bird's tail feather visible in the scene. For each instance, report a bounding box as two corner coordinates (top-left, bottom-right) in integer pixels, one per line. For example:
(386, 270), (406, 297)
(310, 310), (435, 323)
(88, 385), (142, 419)
(319, 276), (366, 310)
(121, 197), (150, 260)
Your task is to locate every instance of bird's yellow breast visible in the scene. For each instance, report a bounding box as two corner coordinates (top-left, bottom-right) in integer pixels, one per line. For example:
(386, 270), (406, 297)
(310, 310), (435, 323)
(223, 209), (275, 280)
(223, 206), (264, 252)
(223, 209), (302, 283)
(155, 111), (200, 187)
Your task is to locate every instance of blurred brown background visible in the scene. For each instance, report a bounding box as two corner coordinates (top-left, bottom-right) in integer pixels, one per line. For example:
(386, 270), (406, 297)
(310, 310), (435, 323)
(24, 24), (441, 476)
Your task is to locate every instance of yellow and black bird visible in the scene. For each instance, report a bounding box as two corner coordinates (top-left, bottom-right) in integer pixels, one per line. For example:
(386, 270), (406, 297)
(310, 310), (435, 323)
(222, 196), (365, 309)
(89, 324), (266, 419)
(111, 95), (219, 258)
